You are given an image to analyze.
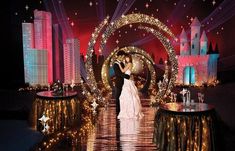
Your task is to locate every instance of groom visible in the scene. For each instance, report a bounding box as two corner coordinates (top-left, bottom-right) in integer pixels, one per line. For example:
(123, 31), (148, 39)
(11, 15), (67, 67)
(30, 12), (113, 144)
(113, 50), (130, 115)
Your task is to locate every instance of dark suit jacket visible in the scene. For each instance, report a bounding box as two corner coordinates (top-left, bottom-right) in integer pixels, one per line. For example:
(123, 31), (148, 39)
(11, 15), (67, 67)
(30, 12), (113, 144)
(113, 62), (130, 89)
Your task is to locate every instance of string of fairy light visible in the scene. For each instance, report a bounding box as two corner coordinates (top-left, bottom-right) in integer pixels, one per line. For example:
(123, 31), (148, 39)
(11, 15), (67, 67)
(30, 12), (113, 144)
(85, 16), (110, 104)
(99, 13), (176, 55)
(34, 100), (96, 150)
(101, 46), (156, 91)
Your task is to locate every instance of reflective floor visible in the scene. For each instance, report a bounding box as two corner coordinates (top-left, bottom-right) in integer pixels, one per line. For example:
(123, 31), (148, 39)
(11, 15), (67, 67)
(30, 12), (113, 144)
(33, 98), (159, 151)
(92, 99), (158, 151)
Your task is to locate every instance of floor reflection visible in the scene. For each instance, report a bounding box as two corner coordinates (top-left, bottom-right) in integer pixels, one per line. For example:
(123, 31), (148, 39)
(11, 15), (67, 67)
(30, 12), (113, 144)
(93, 99), (158, 151)
(119, 118), (140, 151)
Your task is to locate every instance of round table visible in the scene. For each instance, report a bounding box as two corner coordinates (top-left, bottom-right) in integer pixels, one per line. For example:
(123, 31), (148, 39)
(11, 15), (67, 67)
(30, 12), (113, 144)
(160, 102), (215, 114)
(31, 91), (80, 134)
(153, 102), (217, 151)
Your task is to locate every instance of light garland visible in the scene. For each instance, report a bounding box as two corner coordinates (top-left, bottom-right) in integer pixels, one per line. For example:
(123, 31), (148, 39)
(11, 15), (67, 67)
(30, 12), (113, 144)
(34, 98), (96, 150)
(99, 13), (176, 53)
(85, 16), (110, 103)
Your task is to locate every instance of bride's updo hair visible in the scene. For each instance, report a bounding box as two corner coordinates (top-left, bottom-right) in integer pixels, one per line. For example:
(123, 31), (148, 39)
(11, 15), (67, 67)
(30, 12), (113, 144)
(125, 54), (132, 63)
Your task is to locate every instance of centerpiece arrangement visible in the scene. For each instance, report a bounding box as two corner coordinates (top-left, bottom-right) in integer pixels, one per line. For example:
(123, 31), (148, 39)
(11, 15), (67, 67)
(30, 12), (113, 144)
(51, 80), (63, 96)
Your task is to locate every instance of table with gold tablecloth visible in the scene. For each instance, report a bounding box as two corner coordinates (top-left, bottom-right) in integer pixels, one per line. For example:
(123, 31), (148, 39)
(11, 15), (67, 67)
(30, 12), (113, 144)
(31, 91), (80, 134)
(153, 102), (218, 151)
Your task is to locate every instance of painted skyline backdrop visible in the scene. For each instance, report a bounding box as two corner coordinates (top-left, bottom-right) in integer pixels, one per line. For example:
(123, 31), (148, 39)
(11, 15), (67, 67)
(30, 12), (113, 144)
(10, 0), (235, 87)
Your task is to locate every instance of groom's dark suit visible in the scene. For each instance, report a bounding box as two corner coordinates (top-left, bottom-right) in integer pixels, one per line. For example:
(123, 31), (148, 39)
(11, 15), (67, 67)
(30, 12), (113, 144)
(113, 61), (130, 114)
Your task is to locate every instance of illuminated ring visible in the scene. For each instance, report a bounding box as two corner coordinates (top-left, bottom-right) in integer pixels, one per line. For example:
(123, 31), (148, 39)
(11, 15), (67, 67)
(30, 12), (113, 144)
(85, 14), (177, 103)
(138, 26), (178, 102)
(101, 46), (156, 91)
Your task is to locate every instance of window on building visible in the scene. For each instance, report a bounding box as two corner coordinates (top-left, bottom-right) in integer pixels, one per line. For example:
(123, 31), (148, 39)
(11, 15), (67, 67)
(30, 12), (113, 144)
(195, 33), (198, 38)
(182, 42), (184, 46)
(192, 44), (194, 49)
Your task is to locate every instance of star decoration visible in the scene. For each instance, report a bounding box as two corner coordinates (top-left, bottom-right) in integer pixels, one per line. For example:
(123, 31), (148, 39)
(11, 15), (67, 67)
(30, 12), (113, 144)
(190, 17), (194, 22)
(91, 100), (98, 109)
(115, 39), (119, 44)
(89, 1), (93, 7)
(145, 3), (149, 8)
(38, 114), (50, 123)
(180, 88), (187, 96)
(25, 5), (29, 11)
(71, 21), (74, 26)
(42, 124), (50, 133)
(212, 0), (216, 6)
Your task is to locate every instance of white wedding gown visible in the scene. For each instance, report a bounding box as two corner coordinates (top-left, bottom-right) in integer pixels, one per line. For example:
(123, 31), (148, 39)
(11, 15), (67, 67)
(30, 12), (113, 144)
(117, 69), (144, 119)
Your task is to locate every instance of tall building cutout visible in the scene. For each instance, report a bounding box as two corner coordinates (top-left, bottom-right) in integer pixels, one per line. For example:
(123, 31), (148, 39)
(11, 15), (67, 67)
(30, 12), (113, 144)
(52, 24), (64, 82)
(63, 38), (80, 84)
(22, 10), (52, 85)
(34, 10), (53, 83)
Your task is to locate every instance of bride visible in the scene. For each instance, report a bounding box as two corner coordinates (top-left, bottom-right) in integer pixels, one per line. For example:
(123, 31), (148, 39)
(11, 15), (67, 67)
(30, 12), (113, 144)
(117, 53), (144, 119)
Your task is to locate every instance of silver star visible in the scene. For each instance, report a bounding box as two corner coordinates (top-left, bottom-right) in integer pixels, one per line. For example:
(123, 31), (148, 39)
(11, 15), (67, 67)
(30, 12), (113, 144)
(91, 100), (98, 109)
(38, 114), (49, 123)
(25, 5), (29, 10)
(180, 88), (187, 96)
(89, 1), (93, 6)
(42, 124), (50, 133)
(212, 0), (216, 6)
